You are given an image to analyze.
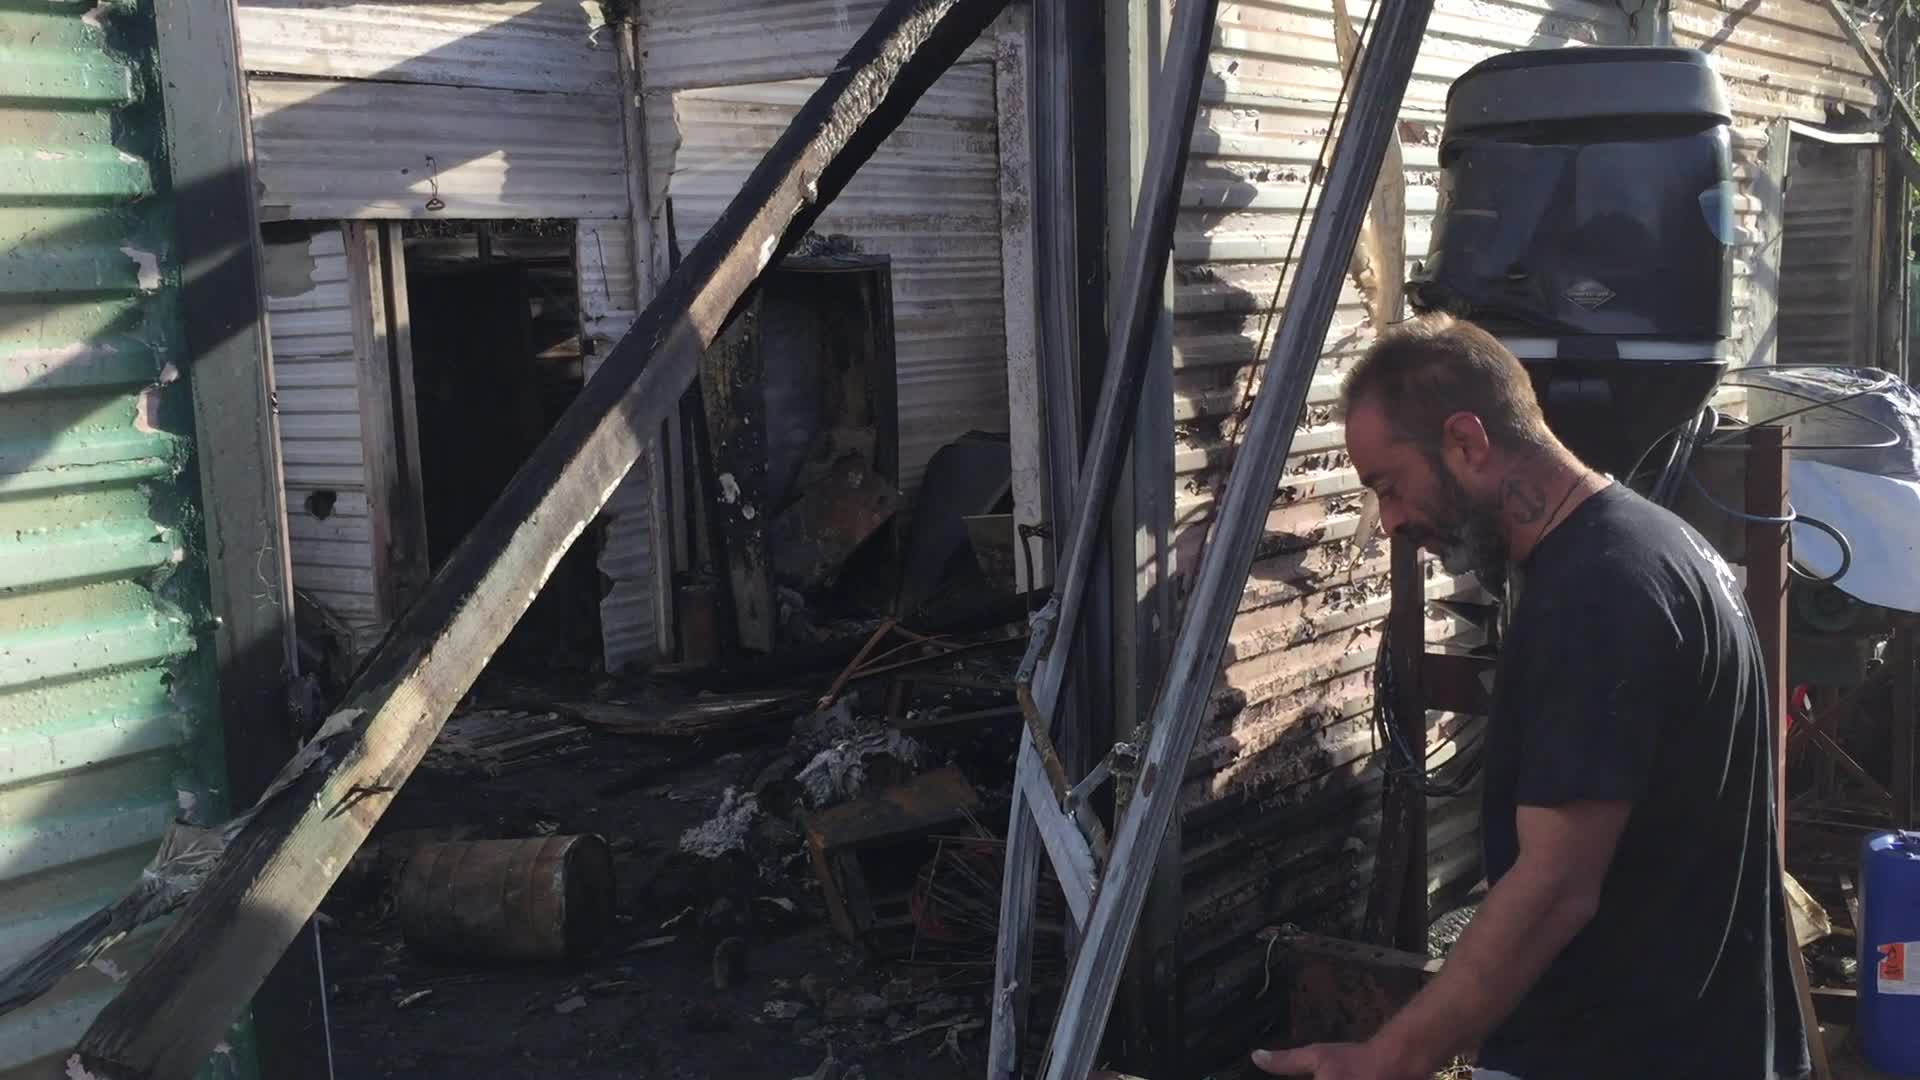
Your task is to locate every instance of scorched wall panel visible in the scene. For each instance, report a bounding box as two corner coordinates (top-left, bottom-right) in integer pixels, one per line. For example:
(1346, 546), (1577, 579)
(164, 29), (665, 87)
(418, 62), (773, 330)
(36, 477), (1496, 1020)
(637, 0), (998, 92)
(576, 218), (664, 670)
(246, 77), (629, 221)
(262, 226), (383, 642)
(653, 66), (1011, 494)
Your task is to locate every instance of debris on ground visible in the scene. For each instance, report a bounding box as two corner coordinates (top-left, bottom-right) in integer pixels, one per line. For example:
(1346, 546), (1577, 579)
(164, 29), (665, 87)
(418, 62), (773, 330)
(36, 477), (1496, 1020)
(680, 787), (761, 858)
(795, 723), (925, 809)
(309, 523), (1033, 1080)
(421, 708), (590, 777)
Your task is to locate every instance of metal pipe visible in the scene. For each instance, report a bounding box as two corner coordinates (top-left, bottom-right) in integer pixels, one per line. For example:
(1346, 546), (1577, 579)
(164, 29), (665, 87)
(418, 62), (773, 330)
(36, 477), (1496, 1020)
(1037, 0), (1437, 1073)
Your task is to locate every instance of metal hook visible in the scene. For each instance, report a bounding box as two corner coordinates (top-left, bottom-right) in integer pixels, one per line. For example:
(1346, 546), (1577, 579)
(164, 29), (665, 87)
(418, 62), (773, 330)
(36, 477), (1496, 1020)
(423, 154), (446, 213)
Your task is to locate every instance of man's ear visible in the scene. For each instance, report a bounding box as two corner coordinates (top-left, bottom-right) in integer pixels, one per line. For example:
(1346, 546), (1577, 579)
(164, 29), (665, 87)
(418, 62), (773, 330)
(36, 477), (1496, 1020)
(1440, 411), (1493, 470)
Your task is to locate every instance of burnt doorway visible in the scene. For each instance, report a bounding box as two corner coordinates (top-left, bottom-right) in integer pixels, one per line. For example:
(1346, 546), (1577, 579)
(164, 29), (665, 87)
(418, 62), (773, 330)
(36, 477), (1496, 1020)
(402, 220), (603, 675)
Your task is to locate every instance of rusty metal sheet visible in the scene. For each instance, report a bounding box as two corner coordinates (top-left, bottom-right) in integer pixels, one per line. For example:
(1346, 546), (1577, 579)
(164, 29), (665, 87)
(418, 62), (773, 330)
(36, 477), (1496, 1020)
(806, 766), (983, 853)
(1273, 931), (1439, 1047)
(770, 454), (902, 591)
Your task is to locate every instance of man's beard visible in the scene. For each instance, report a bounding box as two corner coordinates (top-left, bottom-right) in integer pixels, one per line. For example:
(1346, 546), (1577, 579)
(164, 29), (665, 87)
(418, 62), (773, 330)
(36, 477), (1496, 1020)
(1402, 464), (1508, 578)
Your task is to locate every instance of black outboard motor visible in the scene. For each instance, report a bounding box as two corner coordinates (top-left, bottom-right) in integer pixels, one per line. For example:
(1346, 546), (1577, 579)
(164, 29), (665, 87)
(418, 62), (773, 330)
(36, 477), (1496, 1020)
(1409, 46), (1735, 481)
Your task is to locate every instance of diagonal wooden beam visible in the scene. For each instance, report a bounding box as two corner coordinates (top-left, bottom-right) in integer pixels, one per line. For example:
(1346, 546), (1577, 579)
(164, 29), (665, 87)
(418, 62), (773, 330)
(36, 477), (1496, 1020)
(68, 2), (1008, 1075)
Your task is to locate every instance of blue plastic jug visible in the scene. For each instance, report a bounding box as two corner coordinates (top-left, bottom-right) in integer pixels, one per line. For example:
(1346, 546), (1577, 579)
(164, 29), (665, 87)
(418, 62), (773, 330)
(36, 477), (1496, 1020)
(1859, 830), (1920, 1076)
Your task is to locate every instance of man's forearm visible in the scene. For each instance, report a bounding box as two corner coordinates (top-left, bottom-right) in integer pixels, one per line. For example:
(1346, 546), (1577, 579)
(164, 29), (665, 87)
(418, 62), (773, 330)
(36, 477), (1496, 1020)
(1371, 861), (1599, 1074)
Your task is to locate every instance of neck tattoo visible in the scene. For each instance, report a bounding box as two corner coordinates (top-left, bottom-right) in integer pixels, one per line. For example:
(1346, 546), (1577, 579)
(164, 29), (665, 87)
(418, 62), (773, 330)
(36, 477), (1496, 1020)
(1536, 471), (1587, 537)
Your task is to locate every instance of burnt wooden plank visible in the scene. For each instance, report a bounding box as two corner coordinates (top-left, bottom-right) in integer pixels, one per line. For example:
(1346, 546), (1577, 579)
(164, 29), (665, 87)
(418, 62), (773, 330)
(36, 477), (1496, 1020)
(69, 3), (1010, 1075)
(699, 319), (776, 651)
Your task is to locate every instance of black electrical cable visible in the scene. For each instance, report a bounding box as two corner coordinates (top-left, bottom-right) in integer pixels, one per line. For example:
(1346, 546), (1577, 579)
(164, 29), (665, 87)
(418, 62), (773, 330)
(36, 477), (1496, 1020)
(1681, 467), (1855, 586)
(1624, 408), (1712, 492)
(1647, 408), (1709, 506)
(1624, 367), (1904, 489)
(1789, 513), (1853, 587)
(1682, 466), (1791, 525)
(1372, 622), (1483, 798)
(1709, 366), (1905, 451)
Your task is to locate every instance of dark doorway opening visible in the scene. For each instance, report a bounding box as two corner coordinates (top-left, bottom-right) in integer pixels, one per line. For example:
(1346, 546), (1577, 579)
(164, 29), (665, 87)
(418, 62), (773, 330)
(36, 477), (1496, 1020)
(402, 220), (603, 676)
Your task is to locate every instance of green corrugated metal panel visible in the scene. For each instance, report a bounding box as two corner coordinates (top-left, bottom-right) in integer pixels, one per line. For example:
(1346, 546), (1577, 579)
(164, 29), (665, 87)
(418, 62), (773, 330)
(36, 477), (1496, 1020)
(0, 0), (244, 1075)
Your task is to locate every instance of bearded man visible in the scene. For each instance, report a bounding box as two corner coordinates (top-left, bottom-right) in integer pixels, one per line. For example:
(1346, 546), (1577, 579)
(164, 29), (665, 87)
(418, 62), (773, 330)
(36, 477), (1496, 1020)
(1251, 314), (1808, 1080)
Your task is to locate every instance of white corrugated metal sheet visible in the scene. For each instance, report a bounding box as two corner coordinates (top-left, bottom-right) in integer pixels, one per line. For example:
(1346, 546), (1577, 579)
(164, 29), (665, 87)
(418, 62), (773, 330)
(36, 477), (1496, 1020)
(248, 77), (628, 221)
(1172, 0), (1881, 1063)
(235, 0), (618, 96)
(656, 64), (1010, 493)
(1670, 0), (1879, 368)
(638, 0), (997, 91)
(264, 227), (382, 639)
(577, 218), (664, 671)
(1778, 135), (1879, 366)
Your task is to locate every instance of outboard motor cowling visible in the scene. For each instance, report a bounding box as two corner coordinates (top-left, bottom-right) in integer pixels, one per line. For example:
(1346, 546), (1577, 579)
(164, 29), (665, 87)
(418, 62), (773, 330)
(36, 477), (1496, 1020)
(1411, 46), (1736, 480)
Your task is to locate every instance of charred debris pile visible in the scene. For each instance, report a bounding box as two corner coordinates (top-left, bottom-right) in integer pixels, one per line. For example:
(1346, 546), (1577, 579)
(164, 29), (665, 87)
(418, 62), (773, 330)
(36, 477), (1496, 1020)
(307, 252), (1060, 1072)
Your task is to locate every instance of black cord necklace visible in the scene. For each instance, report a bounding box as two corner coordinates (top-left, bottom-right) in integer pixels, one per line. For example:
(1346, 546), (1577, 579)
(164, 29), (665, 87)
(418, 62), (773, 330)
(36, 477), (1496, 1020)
(1537, 470), (1590, 538)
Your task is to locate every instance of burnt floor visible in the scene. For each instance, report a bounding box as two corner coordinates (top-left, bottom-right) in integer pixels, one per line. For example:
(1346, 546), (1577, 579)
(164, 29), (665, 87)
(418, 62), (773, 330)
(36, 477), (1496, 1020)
(317, 721), (995, 1080)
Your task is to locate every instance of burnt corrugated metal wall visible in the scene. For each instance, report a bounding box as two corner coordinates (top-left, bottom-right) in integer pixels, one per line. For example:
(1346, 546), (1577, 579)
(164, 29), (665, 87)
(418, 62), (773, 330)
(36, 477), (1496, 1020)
(238, 0), (674, 670)
(635, 1), (1014, 495)
(650, 70), (1011, 493)
(0, 0), (238, 1072)
(1171, 0), (1879, 1065)
(628, 0), (1021, 668)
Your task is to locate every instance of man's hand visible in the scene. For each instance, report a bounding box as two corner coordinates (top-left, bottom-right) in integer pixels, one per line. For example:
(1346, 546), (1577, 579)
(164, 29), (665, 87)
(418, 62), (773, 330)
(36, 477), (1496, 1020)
(1249, 1041), (1426, 1079)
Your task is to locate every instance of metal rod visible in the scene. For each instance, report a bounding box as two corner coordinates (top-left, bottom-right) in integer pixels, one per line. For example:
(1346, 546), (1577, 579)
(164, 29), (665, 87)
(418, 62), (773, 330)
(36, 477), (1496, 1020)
(1744, 424), (1832, 1080)
(1036, 0), (1435, 1072)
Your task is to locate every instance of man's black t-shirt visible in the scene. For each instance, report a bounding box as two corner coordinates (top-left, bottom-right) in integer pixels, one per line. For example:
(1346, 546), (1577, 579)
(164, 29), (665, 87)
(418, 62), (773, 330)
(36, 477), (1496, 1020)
(1476, 483), (1809, 1080)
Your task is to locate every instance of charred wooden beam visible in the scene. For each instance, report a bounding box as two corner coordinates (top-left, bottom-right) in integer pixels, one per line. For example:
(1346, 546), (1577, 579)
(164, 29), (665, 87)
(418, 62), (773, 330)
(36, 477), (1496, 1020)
(68, 3), (1008, 1076)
